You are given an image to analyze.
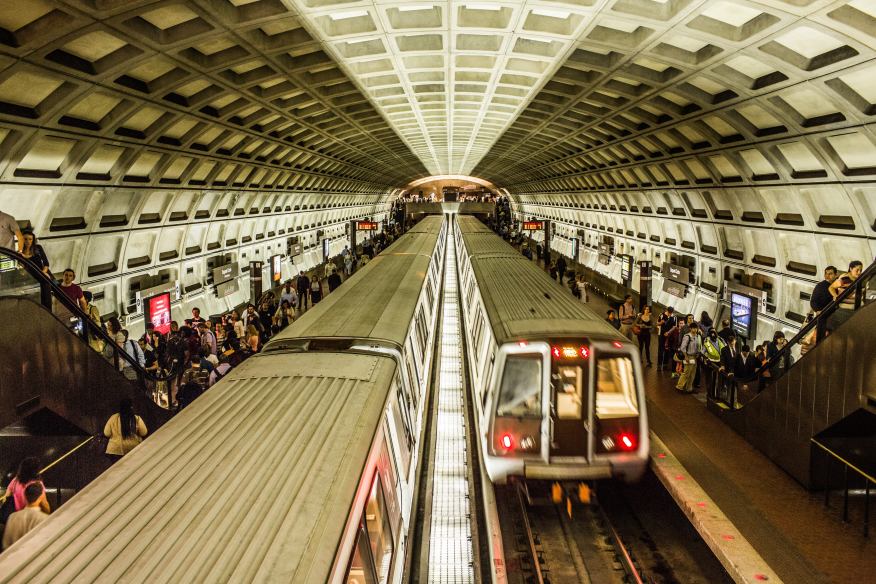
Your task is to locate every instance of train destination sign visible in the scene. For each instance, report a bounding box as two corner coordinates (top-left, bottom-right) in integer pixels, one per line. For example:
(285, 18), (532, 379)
(522, 221), (544, 230)
(356, 221), (378, 230)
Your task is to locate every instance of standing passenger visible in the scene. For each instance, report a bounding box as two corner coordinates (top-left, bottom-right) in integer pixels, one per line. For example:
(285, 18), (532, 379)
(676, 323), (701, 393)
(310, 275), (323, 304)
(2, 483), (49, 550)
(296, 272), (310, 310)
(104, 398), (148, 461)
(618, 295), (636, 340)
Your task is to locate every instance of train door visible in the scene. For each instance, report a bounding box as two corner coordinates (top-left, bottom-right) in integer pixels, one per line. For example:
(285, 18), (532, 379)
(548, 342), (591, 458)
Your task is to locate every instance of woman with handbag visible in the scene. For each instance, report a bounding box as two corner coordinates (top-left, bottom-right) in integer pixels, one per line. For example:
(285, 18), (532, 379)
(634, 305), (654, 367)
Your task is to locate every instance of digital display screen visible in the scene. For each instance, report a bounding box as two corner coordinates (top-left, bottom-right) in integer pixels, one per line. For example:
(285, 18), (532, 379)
(356, 221), (378, 230)
(731, 292), (755, 338)
(271, 255), (282, 282)
(146, 293), (172, 335)
(522, 221), (544, 230)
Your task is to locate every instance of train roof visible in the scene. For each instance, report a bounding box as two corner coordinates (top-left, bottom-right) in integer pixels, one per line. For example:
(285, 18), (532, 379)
(267, 215), (444, 349)
(456, 216), (625, 344)
(0, 352), (396, 584)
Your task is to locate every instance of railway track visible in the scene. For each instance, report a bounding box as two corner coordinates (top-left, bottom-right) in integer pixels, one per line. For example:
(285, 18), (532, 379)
(495, 476), (732, 584)
(499, 481), (644, 584)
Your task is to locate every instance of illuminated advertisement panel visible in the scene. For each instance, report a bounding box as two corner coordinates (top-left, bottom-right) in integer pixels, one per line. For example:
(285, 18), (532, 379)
(146, 292), (172, 335)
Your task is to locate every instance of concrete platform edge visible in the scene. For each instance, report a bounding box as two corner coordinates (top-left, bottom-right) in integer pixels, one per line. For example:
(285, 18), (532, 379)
(649, 431), (782, 584)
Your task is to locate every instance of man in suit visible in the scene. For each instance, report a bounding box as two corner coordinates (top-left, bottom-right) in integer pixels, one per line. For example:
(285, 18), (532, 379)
(735, 344), (760, 379)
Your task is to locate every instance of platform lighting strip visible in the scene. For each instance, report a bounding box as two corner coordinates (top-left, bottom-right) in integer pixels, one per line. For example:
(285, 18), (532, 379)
(428, 218), (475, 583)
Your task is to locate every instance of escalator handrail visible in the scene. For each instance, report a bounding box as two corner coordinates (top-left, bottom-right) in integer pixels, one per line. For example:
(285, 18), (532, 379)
(718, 258), (875, 385)
(0, 246), (181, 385)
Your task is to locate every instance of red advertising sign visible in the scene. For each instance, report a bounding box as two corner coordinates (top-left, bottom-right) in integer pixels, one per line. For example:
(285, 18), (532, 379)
(522, 221), (544, 230)
(147, 292), (172, 335)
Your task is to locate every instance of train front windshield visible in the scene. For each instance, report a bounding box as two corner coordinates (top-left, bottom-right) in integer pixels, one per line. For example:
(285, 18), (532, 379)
(497, 355), (542, 417)
(595, 357), (639, 418)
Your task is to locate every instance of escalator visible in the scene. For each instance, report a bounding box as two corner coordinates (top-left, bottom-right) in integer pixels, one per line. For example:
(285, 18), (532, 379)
(0, 248), (173, 503)
(707, 261), (876, 487)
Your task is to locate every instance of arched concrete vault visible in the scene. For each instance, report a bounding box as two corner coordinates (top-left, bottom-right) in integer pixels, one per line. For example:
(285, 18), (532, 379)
(0, 0), (873, 335)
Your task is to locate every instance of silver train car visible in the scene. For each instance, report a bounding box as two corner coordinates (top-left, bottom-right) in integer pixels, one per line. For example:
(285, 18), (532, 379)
(0, 216), (447, 584)
(454, 216), (648, 484)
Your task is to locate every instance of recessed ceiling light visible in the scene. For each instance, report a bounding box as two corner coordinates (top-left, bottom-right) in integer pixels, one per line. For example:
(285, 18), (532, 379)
(398, 4), (434, 12)
(329, 9), (368, 21)
(531, 7), (570, 19)
(465, 3), (502, 10)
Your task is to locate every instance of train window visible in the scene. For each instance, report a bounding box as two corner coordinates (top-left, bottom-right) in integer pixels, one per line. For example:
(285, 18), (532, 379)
(595, 357), (639, 418)
(555, 366), (584, 420)
(415, 307), (428, 355)
(345, 477), (394, 584)
(367, 477), (394, 583)
(497, 355), (542, 418)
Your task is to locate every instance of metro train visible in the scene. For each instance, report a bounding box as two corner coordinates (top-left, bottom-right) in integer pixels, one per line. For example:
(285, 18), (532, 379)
(454, 215), (649, 484)
(0, 216), (447, 584)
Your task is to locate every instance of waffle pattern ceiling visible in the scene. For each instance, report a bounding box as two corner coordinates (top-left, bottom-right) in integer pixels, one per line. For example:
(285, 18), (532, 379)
(0, 0), (427, 189)
(471, 0), (876, 188)
(286, 0), (600, 175)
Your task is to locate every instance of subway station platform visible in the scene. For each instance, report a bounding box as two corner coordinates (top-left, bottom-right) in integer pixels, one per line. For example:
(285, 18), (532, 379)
(582, 291), (876, 584)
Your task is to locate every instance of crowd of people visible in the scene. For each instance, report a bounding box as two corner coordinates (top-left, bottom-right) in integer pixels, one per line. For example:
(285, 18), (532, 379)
(0, 219), (407, 552)
(488, 203), (869, 400)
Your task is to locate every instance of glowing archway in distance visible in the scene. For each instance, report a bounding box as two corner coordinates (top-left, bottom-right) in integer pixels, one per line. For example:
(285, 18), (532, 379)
(406, 175), (498, 190)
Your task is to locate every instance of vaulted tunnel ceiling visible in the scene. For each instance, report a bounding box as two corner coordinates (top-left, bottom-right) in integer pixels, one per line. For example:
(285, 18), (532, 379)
(0, 0), (874, 191)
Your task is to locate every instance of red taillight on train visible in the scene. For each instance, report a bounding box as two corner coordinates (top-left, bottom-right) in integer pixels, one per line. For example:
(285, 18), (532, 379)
(580, 346), (589, 359)
(501, 433), (514, 450)
(612, 341), (623, 349)
(619, 433), (636, 451)
(552, 346), (561, 358)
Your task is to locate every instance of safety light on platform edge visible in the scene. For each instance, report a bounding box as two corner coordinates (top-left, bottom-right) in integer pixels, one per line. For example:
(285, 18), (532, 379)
(501, 433), (514, 450)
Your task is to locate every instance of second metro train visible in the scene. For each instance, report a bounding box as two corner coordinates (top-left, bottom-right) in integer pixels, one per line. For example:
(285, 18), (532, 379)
(454, 215), (648, 484)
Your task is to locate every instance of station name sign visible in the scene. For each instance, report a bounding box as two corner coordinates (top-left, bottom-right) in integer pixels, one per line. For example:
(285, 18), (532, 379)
(522, 221), (544, 230)
(356, 221), (378, 230)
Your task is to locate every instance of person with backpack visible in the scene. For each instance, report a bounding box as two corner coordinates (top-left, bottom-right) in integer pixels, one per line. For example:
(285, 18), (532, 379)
(83, 291), (104, 353)
(198, 322), (217, 356)
(675, 323), (701, 393)
(120, 329), (146, 381)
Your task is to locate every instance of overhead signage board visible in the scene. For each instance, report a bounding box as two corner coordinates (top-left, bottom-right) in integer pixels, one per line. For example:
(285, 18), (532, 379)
(662, 278), (687, 299)
(356, 221), (378, 231)
(212, 262), (239, 284)
(662, 262), (689, 284)
(725, 280), (768, 313)
(522, 221), (544, 230)
(216, 278), (239, 299)
(620, 254), (634, 283)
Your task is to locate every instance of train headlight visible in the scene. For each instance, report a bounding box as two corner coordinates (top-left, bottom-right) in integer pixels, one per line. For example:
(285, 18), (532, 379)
(520, 435), (536, 451)
(601, 436), (615, 450)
